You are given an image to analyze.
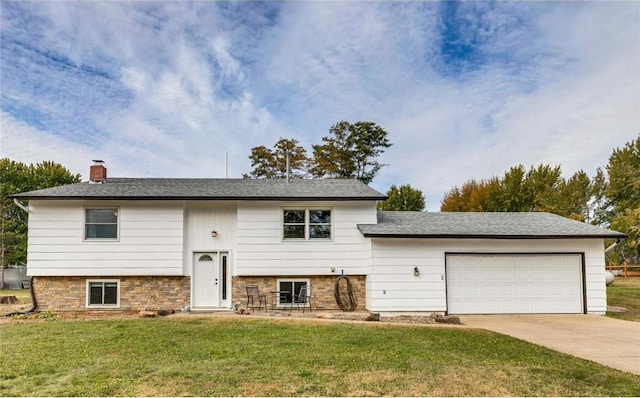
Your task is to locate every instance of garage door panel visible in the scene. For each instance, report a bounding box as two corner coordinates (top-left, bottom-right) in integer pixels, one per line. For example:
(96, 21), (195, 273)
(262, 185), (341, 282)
(446, 254), (583, 314)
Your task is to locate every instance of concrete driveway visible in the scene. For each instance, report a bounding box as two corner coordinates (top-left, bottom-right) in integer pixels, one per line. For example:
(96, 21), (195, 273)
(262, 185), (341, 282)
(461, 314), (640, 375)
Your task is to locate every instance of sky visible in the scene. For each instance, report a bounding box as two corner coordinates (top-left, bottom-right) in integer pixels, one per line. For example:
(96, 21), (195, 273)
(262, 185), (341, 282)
(1, 1), (639, 211)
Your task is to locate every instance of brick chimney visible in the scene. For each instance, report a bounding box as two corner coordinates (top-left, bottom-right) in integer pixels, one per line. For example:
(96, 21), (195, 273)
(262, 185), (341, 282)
(89, 160), (107, 183)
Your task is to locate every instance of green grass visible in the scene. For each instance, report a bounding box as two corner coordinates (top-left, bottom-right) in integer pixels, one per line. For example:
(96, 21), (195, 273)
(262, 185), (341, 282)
(1, 318), (639, 396)
(0, 289), (32, 316)
(0, 288), (31, 302)
(607, 277), (640, 322)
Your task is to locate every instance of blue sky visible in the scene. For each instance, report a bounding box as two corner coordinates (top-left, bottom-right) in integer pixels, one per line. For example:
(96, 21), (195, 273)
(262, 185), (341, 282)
(1, 1), (639, 211)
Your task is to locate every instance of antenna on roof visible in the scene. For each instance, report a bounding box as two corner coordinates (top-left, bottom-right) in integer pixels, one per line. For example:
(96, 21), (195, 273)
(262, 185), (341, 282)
(224, 152), (228, 179)
(285, 151), (290, 183)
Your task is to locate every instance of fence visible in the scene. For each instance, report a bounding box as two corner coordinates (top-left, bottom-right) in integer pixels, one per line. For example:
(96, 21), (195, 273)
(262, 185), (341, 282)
(1, 266), (28, 289)
(606, 264), (640, 277)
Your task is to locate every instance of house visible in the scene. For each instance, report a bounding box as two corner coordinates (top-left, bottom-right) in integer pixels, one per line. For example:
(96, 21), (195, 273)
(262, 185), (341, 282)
(11, 162), (626, 315)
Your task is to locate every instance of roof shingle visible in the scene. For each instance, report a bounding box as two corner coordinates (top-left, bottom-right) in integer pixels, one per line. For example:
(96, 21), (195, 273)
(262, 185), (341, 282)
(10, 178), (387, 201)
(357, 211), (626, 239)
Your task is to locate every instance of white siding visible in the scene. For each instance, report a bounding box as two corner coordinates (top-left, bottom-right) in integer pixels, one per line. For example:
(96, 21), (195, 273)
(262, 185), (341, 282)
(236, 201), (376, 275)
(27, 200), (184, 276)
(368, 238), (607, 314)
(183, 201), (237, 276)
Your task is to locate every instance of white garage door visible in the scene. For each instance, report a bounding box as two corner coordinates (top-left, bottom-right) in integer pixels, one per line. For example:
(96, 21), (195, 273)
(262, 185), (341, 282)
(446, 254), (583, 314)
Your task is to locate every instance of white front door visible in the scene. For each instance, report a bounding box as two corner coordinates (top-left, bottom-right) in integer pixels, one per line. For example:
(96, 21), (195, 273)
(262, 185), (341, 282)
(193, 253), (220, 308)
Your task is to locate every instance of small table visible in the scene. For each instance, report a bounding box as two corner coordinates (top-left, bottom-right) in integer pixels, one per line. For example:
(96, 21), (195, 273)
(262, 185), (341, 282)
(269, 291), (289, 311)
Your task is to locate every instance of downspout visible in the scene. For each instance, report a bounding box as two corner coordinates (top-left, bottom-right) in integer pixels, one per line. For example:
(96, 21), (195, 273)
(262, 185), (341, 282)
(605, 238), (622, 254)
(3, 276), (36, 317)
(3, 199), (37, 316)
(13, 198), (30, 213)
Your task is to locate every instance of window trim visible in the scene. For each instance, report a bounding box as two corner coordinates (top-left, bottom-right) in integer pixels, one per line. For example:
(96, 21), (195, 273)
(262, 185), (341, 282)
(275, 278), (310, 307)
(281, 208), (332, 241)
(84, 207), (120, 241)
(86, 279), (120, 308)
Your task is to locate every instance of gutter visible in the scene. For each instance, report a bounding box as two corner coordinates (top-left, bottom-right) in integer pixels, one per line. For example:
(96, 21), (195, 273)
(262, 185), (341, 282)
(13, 198), (30, 213)
(9, 195), (388, 201)
(359, 233), (629, 240)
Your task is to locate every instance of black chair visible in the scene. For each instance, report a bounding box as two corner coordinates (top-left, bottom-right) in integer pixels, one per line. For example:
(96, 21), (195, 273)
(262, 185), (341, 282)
(245, 284), (267, 312)
(294, 285), (312, 313)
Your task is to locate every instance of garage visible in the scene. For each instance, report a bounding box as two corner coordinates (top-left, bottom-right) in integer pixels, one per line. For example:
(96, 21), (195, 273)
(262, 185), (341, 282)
(446, 253), (584, 314)
(360, 212), (625, 314)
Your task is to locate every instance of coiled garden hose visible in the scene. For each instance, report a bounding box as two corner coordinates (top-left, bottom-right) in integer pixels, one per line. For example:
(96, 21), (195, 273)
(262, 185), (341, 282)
(334, 275), (358, 312)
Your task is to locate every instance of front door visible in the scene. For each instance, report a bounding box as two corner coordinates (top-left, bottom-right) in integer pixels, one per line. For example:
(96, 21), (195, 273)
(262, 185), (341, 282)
(193, 252), (220, 308)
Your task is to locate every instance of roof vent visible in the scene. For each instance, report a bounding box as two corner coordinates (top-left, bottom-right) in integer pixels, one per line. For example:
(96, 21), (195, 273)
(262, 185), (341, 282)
(89, 160), (107, 184)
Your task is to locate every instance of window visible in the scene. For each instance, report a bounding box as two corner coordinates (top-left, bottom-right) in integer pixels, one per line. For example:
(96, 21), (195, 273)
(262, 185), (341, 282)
(283, 209), (331, 240)
(277, 279), (309, 305)
(283, 210), (306, 239)
(221, 254), (228, 300)
(309, 210), (331, 239)
(85, 208), (118, 240)
(86, 280), (119, 307)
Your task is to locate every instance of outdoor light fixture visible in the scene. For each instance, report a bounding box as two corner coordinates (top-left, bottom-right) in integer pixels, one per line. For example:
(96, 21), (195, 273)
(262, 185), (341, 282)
(211, 231), (218, 238)
(413, 266), (420, 277)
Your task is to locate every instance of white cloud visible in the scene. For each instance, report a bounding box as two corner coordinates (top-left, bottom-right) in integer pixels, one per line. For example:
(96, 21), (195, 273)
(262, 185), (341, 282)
(1, 1), (638, 211)
(1, 112), (95, 179)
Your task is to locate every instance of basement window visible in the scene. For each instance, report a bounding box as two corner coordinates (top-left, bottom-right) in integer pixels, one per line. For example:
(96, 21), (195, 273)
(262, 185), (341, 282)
(85, 208), (119, 240)
(86, 280), (120, 307)
(276, 279), (310, 306)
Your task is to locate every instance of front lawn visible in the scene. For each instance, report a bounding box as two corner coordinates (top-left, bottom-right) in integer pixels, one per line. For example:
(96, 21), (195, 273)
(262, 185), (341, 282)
(1, 317), (639, 396)
(0, 288), (31, 302)
(607, 277), (640, 322)
(0, 289), (32, 315)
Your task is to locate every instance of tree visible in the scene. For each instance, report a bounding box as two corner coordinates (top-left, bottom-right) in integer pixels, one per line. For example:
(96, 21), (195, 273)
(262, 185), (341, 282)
(439, 133), (640, 264)
(440, 178), (499, 212)
(496, 165), (531, 212)
(603, 135), (640, 263)
(377, 184), (426, 211)
(606, 135), (640, 214)
(440, 163), (597, 220)
(609, 208), (640, 264)
(590, 167), (609, 225)
(243, 138), (309, 179)
(0, 158), (80, 287)
(310, 121), (392, 184)
(245, 121), (392, 185)
(525, 164), (562, 213)
(554, 170), (593, 221)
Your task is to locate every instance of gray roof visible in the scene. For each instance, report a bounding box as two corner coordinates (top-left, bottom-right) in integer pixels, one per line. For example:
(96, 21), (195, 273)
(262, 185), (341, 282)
(10, 178), (386, 201)
(357, 211), (626, 239)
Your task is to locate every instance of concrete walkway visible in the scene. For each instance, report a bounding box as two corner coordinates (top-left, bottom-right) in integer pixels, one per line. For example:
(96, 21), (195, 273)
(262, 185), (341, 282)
(461, 314), (640, 375)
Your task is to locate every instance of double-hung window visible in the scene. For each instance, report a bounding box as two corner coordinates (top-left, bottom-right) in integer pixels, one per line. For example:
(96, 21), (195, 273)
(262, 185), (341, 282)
(283, 209), (331, 240)
(86, 280), (119, 307)
(85, 208), (118, 240)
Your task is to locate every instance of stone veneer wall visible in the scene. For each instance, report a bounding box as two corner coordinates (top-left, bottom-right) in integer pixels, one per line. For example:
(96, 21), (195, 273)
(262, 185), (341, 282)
(33, 276), (190, 312)
(232, 275), (366, 311)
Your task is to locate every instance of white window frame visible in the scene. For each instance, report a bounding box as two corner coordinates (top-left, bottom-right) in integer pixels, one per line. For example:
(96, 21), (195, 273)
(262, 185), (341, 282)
(282, 208), (332, 241)
(86, 279), (120, 308)
(275, 278), (311, 307)
(84, 207), (120, 241)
